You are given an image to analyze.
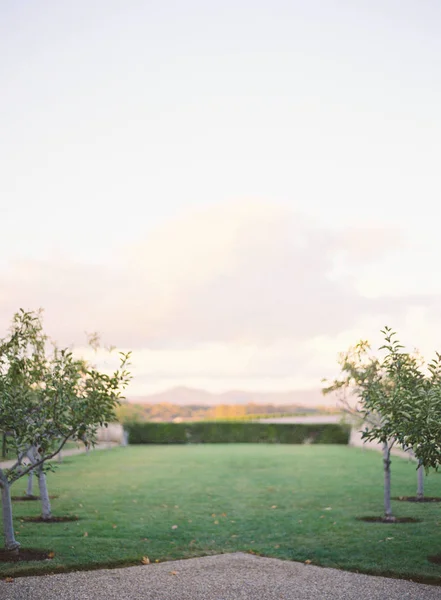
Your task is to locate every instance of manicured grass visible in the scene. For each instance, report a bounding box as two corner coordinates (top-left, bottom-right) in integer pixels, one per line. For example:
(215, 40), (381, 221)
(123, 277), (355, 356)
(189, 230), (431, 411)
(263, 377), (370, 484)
(1, 445), (441, 581)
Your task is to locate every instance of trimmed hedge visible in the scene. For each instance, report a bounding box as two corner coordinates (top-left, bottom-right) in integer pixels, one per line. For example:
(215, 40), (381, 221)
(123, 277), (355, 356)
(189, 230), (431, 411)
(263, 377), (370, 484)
(126, 422), (350, 445)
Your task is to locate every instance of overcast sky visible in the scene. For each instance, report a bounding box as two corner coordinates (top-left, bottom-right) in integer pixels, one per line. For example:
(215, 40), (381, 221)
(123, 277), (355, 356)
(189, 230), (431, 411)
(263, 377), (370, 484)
(1, 1), (441, 397)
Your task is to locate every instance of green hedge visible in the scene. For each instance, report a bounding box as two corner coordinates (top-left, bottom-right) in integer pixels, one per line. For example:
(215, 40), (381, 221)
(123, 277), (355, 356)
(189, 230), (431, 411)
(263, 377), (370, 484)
(126, 422), (350, 445)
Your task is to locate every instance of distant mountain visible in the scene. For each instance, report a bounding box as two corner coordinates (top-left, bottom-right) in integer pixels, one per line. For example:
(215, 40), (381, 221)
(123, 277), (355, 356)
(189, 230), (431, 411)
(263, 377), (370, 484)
(129, 386), (339, 408)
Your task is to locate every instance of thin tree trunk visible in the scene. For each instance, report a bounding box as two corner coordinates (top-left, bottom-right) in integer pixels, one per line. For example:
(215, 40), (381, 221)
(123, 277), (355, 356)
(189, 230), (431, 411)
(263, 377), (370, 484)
(417, 460), (424, 500)
(383, 442), (393, 520)
(0, 479), (20, 552)
(25, 471), (34, 497)
(37, 466), (52, 520)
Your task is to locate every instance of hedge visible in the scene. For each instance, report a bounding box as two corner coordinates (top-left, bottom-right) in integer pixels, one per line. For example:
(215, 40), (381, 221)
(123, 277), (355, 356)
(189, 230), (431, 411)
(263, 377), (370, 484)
(126, 422), (350, 445)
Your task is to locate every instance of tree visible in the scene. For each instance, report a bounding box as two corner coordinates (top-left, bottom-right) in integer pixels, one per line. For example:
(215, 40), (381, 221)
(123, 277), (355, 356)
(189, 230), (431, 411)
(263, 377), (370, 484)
(392, 351), (441, 474)
(0, 309), (131, 553)
(323, 328), (428, 521)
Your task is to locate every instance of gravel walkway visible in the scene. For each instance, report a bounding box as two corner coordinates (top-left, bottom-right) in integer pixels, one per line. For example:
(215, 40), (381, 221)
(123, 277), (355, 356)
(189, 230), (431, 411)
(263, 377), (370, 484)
(1, 553), (439, 600)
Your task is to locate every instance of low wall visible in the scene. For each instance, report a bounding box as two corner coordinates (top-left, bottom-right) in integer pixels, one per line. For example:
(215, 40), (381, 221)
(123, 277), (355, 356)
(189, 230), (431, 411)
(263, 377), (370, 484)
(349, 427), (415, 461)
(96, 423), (125, 444)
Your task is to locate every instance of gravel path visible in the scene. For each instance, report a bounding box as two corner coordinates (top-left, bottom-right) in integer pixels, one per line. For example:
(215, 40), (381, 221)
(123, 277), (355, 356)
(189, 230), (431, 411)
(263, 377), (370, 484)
(1, 553), (439, 600)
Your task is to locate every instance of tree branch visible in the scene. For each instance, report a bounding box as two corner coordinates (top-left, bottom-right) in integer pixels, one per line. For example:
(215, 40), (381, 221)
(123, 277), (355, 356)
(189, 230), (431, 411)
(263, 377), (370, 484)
(9, 432), (74, 483)
(7, 449), (30, 474)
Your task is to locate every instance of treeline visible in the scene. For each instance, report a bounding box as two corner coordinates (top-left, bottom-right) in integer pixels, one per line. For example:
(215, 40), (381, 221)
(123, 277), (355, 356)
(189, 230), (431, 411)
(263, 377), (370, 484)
(115, 402), (338, 423)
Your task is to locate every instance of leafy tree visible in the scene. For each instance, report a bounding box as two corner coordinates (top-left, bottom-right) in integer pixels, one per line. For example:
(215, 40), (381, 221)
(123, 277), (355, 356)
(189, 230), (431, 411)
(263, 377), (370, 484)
(392, 352), (441, 475)
(323, 328), (429, 520)
(0, 309), (131, 553)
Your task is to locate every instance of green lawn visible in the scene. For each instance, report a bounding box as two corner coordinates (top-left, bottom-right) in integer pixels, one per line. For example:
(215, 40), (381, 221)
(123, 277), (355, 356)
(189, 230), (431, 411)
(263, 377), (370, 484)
(1, 444), (441, 582)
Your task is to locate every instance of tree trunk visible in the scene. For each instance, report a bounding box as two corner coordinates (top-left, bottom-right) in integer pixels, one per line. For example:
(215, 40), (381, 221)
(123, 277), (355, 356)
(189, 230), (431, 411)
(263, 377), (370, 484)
(417, 460), (424, 500)
(37, 466), (52, 520)
(383, 442), (393, 520)
(122, 429), (129, 447)
(25, 471), (34, 497)
(0, 479), (20, 552)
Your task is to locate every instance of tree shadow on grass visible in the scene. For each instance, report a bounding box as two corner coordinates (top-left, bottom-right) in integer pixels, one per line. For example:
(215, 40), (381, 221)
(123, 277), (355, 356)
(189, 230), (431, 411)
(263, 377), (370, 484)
(392, 496), (441, 503)
(20, 515), (79, 523)
(11, 495), (59, 502)
(0, 549), (54, 563)
(356, 516), (421, 523)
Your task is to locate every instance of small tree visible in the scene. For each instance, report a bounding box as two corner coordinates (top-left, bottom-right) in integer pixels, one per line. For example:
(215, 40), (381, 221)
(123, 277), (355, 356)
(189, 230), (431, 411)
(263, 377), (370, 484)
(323, 328), (428, 521)
(0, 310), (131, 552)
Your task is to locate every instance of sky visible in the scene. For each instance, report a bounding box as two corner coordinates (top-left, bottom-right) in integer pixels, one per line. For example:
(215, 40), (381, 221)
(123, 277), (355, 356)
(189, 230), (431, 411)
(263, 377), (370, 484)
(1, 0), (441, 398)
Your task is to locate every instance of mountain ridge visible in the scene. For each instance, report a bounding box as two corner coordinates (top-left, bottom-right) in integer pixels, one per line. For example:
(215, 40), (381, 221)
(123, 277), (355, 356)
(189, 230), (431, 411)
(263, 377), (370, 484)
(128, 386), (338, 407)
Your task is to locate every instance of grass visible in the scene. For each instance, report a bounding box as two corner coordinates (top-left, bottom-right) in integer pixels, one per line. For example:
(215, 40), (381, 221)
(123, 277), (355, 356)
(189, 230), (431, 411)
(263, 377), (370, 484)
(1, 444), (441, 582)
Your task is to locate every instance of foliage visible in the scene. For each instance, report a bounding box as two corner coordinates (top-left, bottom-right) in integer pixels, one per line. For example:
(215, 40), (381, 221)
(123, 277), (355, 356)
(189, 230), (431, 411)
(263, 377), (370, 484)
(0, 309), (131, 484)
(322, 327), (434, 449)
(392, 351), (441, 471)
(125, 421), (350, 445)
(1, 446), (441, 581)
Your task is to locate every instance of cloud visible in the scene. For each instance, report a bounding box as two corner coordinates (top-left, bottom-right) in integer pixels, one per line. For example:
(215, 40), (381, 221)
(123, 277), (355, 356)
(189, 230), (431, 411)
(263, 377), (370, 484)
(0, 200), (413, 350)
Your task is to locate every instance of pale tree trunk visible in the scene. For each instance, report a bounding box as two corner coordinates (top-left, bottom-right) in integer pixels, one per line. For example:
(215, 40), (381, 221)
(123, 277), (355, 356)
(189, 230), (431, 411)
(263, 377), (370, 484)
(122, 429), (129, 447)
(25, 471), (34, 497)
(383, 442), (394, 520)
(30, 446), (52, 519)
(36, 465), (52, 520)
(0, 477), (20, 552)
(416, 460), (425, 500)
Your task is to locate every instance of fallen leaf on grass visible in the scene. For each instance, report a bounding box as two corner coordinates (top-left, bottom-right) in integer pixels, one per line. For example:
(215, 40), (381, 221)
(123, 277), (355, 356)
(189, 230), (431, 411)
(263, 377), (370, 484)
(324, 507), (332, 511)
(274, 545), (280, 549)
(214, 520), (219, 525)
(112, 525), (117, 529)
(271, 505), (277, 509)
(141, 556), (150, 565)
(171, 525), (178, 530)
(47, 552), (55, 559)
(83, 532), (88, 537)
